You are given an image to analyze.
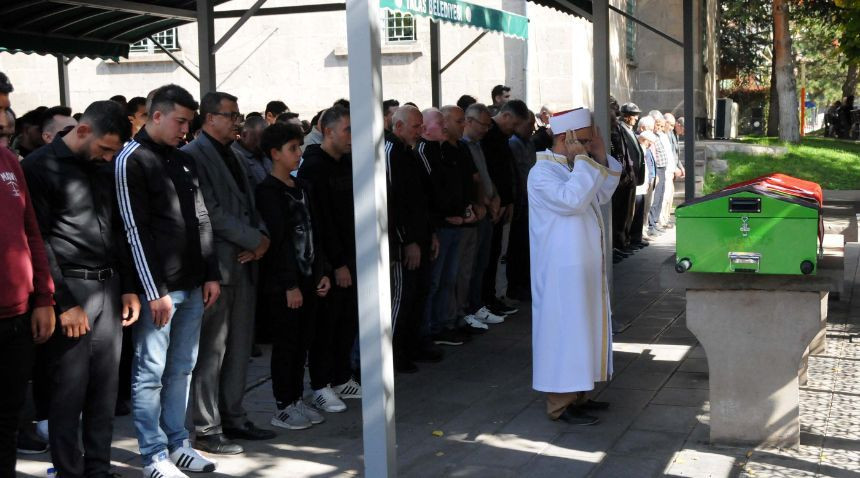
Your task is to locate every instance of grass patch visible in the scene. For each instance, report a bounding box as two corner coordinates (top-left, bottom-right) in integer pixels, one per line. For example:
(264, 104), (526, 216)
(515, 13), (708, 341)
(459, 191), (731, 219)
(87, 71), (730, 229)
(704, 137), (860, 193)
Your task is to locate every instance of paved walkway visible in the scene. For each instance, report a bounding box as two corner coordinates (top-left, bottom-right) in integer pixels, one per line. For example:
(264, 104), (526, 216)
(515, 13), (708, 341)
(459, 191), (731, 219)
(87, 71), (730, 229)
(17, 229), (860, 477)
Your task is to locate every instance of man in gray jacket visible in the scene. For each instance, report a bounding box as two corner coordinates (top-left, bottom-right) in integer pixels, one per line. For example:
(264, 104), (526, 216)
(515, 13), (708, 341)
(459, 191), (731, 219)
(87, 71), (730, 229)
(182, 92), (274, 455)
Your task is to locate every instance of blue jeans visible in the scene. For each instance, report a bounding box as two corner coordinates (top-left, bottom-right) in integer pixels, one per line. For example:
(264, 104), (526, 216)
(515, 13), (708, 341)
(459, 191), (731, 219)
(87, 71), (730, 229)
(468, 217), (493, 314)
(131, 288), (204, 465)
(423, 227), (463, 335)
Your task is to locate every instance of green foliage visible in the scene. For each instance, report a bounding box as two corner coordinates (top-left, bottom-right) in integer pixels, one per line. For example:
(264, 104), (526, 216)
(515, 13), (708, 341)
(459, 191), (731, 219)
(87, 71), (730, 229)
(703, 137), (860, 192)
(718, 0), (772, 81)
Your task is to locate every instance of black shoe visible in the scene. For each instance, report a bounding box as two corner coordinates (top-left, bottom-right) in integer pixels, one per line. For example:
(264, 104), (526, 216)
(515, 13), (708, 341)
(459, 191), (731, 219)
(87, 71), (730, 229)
(412, 344), (444, 363)
(194, 433), (244, 454)
(558, 407), (600, 426)
(631, 240), (649, 249)
(621, 246), (636, 254)
(613, 248), (632, 258)
(433, 329), (466, 346)
(489, 299), (518, 316)
(223, 421), (276, 441)
(394, 355), (418, 373)
(578, 399), (610, 411)
(251, 343), (263, 358)
(16, 432), (48, 455)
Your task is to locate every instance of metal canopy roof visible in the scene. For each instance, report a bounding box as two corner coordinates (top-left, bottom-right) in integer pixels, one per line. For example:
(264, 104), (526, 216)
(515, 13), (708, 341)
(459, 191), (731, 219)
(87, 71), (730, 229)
(0, 0), (228, 59)
(0, 0), (590, 60)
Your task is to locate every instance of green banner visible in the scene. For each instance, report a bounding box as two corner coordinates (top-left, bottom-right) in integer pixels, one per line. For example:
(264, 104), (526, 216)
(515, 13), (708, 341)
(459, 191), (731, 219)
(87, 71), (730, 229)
(380, 0), (528, 39)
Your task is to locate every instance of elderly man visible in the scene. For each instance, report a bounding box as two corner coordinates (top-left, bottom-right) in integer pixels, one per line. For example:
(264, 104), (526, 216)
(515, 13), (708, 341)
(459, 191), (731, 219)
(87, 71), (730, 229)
(232, 115), (271, 189)
(650, 111), (676, 228)
(619, 103), (646, 248)
(529, 108), (620, 425)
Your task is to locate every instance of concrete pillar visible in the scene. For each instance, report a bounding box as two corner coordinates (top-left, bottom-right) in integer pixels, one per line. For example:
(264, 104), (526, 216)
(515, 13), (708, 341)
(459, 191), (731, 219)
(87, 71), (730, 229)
(197, 0), (216, 98)
(686, 289), (827, 448)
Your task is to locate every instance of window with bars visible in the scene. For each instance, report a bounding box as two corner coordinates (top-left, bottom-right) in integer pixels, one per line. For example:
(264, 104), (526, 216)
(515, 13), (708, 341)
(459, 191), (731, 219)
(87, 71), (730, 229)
(130, 28), (180, 53)
(625, 0), (636, 62)
(384, 11), (416, 43)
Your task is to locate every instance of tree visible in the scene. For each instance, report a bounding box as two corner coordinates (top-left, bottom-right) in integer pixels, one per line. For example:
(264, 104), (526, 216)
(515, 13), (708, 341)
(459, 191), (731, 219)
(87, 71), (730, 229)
(772, 0), (800, 142)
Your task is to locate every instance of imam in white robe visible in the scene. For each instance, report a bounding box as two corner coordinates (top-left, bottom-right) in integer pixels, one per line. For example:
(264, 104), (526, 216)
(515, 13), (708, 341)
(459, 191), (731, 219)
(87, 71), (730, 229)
(528, 151), (621, 393)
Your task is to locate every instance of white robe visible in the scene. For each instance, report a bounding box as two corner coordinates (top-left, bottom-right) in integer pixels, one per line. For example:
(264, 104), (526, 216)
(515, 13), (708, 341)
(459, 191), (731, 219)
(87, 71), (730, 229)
(528, 151), (621, 393)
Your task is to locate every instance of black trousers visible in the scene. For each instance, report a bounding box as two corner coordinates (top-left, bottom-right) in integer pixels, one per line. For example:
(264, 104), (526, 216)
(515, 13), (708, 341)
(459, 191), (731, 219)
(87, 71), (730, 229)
(269, 279), (320, 407)
(311, 264), (358, 387)
(630, 193), (647, 243)
(482, 219), (506, 304)
(505, 209), (531, 300)
(612, 181), (636, 249)
(392, 250), (431, 352)
(47, 276), (121, 478)
(0, 314), (34, 477)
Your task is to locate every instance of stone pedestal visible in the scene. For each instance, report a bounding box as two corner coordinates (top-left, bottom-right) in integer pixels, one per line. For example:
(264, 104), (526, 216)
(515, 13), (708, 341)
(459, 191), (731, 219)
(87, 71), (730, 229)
(662, 262), (835, 448)
(687, 290), (827, 448)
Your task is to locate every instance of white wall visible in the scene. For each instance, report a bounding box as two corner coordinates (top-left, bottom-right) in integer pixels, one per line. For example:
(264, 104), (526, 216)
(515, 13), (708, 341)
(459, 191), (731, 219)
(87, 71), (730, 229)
(0, 0), (633, 119)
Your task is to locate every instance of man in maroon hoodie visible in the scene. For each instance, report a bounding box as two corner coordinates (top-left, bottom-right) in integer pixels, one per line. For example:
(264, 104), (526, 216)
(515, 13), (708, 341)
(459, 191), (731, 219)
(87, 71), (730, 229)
(0, 70), (55, 477)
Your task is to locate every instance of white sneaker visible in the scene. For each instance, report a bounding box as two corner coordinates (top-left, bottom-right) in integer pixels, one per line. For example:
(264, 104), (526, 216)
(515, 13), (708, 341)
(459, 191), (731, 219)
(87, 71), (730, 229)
(143, 450), (188, 478)
(169, 440), (216, 473)
(312, 386), (347, 412)
(475, 306), (505, 324)
(295, 399), (325, 424)
(35, 420), (49, 442)
(271, 403), (312, 430)
(463, 315), (489, 330)
(333, 378), (362, 399)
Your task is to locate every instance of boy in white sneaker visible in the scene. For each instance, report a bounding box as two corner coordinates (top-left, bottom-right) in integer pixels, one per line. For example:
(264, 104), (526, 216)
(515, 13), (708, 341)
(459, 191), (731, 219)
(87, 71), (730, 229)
(255, 123), (333, 429)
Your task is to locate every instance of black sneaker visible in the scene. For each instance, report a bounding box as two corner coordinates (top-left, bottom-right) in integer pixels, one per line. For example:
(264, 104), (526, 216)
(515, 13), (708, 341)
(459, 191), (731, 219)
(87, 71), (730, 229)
(558, 407), (600, 426)
(578, 399), (610, 411)
(433, 329), (466, 346)
(16, 432), (48, 455)
(489, 300), (518, 316)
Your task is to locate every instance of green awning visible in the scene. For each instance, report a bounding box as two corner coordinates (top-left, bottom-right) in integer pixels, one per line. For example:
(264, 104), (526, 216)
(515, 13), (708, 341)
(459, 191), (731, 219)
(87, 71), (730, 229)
(380, 0), (529, 39)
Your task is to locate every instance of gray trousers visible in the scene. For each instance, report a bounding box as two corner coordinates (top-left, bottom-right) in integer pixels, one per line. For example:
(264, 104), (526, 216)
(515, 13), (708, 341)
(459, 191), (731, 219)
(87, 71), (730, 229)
(454, 226), (479, 318)
(191, 278), (256, 436)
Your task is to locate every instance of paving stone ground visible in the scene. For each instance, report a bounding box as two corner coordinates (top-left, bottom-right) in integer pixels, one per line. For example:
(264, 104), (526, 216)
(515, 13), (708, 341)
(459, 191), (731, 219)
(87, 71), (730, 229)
(17, 228), (860, 477)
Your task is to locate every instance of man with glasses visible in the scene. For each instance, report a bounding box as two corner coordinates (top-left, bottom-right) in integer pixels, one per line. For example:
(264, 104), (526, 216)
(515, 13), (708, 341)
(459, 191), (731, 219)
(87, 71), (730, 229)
(182, 92), (274, 455)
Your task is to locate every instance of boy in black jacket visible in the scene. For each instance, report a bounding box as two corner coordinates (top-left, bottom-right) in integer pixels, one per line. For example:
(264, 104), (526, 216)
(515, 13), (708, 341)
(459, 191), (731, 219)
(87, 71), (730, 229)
(256, 123), (331, 430)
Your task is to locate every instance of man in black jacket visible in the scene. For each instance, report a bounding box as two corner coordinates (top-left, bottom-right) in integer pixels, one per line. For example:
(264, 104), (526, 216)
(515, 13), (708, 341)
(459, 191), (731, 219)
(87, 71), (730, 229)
(297, 106), (362, 413)
(22, 101), (137, 478)
(480, 100), (528, 315)
(619, 103), (647, 248)
(183, 92), (274, 454)
(115, 84), (222, 476)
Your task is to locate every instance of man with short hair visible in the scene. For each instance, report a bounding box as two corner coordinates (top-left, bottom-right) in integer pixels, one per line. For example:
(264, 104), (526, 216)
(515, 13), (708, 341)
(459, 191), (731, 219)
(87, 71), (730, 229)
(13, 107), (47, 158)
(298, 106), (363, 413)
(382, 99), (400, 131)
(23, 100), (139, 478)
(232, 115), (271, 189)
(126, 96), (148, 136)
(184, 92), (274, 455)
(488, 85), (511, 115)
(506, 110), (536, 300)
(40, 106), (76, 145)
(385, 105), (426, 372)
(457, 95), (477, 111)
(0, 70), (56, 475)
(459, 103), (505, 329)
(529, 108), (620, 425)
(116, 84), (222, 477)
(480, 99), (527, 315)
(264, 100), (289, 125)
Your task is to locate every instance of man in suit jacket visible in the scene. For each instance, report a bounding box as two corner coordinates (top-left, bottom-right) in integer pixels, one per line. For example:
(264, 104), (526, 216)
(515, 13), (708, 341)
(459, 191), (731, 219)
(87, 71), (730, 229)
(182, 92), (274, 455)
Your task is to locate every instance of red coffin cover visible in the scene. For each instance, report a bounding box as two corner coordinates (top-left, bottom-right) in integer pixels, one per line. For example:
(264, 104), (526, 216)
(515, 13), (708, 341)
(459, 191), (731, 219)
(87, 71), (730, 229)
(723, 173), (823, 206)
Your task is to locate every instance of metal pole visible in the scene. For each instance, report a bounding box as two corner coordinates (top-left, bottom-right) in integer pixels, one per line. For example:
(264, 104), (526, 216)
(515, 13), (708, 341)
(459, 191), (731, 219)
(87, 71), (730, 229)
(592, 0), (613, 296)
(523, 0), (529, 107)
(683, 0), (695, 200)
(149, 35), (200, 81)
(57, 55), (70, 107)
(345, 0), (396, 476)
(430, 20), (441, 108)
(197, 0), (216, 98)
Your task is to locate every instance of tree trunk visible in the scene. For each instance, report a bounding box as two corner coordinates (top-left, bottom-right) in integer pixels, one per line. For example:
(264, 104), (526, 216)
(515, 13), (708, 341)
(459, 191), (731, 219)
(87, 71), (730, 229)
(767, 53), (780, 136)
(843, 62), (859, 99)
(772, 0), (800, 142)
